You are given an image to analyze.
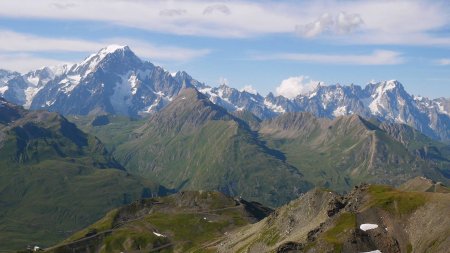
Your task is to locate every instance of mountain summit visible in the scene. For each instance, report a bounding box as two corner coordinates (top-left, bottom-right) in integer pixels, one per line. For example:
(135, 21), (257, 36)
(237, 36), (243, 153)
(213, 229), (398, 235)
(24, 45), (188, 117)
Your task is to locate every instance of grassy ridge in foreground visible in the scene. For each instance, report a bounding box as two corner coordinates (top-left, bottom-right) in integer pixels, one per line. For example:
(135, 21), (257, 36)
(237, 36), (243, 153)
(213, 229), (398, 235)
(46, 191), (272, 253)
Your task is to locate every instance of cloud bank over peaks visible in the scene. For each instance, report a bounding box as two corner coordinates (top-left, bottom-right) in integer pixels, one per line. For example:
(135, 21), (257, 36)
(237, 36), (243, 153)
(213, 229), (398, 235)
(296, 12), (364, 38)
(240, 85), (257, 95)
(275, 76), (321, 99)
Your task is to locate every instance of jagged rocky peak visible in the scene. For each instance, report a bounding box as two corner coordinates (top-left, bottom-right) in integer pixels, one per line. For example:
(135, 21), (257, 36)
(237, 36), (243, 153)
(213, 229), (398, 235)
(23, 66), (61, 89)
(172, 70), (203, 88)
(0, 69), (20, 81)
(365, 79), (405, 94)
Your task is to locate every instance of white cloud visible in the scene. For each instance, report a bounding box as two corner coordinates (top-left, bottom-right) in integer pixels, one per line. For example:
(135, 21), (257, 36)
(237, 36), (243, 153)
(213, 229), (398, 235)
(240, 85), (257, 95)
(0, 30), (210, 72)
(0, 1), (448, 44)
(0, 30), (103, 53)
(113, 37), (211, 62)
(296, 12), (363, 38)
(336, 12), (364, 34)
(296, 13), (333, 38)
(0, 53), (69, 73)
(50, 2), (77, 10)
(327, 1), (450, 46)
(203, 4), (231, 15)
(275, 76), (320, 99)
(159, 9), (187, 17)
(0, 0), (296, 38)
(254, 50), (404, 65)
(437, 58), (450, 65)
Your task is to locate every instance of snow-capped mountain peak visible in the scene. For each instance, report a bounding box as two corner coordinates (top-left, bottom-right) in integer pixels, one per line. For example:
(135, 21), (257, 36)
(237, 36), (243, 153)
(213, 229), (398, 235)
(366, 80), (409, 117)
(102, 44), (129, 54)
(0, 46), (448, 141)
(382, 79), (402, 91)
(72, 44), (139, 78)
(0, 45), (186, 117)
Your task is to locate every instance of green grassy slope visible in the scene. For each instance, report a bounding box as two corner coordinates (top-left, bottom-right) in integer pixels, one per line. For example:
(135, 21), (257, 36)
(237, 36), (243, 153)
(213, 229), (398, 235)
(46, 191), (272, 253)
(66, 114), (147, 153)
(0, 101), (163, 251)
(259, 112), (449, 191)
(113, 89), (312, 207)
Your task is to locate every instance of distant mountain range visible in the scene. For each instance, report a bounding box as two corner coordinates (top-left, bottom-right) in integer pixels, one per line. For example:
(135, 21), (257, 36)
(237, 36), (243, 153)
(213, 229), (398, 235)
(69, 88), (450, 206)
(0, 45), (449, 141)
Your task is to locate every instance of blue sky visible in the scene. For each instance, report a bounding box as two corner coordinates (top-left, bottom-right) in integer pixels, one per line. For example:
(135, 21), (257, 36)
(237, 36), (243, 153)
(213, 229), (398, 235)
(0, 0), (449, 98)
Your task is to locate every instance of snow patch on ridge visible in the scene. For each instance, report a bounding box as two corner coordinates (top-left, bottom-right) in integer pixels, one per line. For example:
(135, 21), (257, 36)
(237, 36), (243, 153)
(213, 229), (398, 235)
(434, 101), (450, 116)
(129, 73), (139, 95)
(24, 86), (43, 108)
(0, 86), (8, 95)
(153, 232), (166, 237)
(26, 76), (40, 86)
(58, 75), (82, 94)
(110, 71), (134, 115)
(199, 87), (219, 103)
(333, 106), (347, 117)
(140, 91), (173, 114)
(264, 99), (285, 113)
(360, 223), (378, 231)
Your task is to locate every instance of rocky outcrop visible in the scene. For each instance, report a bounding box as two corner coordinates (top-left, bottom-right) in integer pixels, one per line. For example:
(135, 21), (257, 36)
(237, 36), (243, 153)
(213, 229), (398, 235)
(218, 182), (450, 253)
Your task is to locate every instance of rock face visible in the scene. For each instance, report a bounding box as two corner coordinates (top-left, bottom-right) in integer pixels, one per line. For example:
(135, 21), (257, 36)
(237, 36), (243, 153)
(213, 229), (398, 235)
(218, 181), (450, 253)
(0, 46), (449, 140)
